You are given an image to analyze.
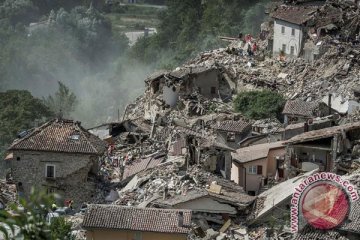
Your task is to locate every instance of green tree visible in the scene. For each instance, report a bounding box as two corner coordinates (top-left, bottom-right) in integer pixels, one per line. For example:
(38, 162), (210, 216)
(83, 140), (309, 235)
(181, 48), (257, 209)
(50, 217), (75, 240)
(43, 81), (77, 118)
(0, 90), (53, 156)
(233, 90), (286, 120)
(0, 189), (74, 240)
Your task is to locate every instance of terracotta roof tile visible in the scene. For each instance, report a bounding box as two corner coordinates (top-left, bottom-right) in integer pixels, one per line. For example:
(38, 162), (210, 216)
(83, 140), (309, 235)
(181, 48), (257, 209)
(82, 205), (192, 234)
(282, 100), (319, 117)
(271, 5), (318, 25)
(8, 119), (106, 154)
(210, 120), (251, 133)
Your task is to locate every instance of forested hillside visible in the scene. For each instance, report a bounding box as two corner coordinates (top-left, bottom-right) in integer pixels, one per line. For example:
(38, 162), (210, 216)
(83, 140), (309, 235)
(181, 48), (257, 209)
(131, 0), (270, 68)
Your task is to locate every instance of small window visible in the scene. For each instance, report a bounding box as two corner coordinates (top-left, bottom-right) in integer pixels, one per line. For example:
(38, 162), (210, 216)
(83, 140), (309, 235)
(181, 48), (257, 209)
(46, 164), (56, 178)
(282, 44), (286, 52)
(281, 26), (285, 34)
(291, 28), (295, 36)
(248, 165), (257, 174)
(257, 165), (263, 175)
(70, 134), (80, 140)
(16, 156), (20, 161)
(211, 87), (216, 94)
(290, 46), (295, 55)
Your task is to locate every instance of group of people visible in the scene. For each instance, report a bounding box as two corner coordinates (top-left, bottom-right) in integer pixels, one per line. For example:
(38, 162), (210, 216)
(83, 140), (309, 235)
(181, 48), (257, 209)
(227, 32), (258, 57)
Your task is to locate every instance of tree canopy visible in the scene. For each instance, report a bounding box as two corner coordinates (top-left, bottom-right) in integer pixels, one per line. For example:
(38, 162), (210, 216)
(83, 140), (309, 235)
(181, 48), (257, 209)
(43, 81), (77, 118)
(0, 90), (53, 156)
(130, 0), (270, 68)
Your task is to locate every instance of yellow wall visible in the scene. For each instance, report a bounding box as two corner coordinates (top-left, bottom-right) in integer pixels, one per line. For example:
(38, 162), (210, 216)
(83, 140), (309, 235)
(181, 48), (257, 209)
(242, 158), (267, 193)
(86, 229), (187, 240)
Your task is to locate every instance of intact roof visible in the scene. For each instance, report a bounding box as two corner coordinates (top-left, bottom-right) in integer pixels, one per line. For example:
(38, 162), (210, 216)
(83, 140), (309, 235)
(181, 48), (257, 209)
(122, 153), (166, 180)
(8, 119), (106, 155)
(82, 204), (191, 234)
(285, 121), (360, 144)
(231, 141), (285, 163)
(210, 120), (251, 133)
(282, 100), (319, 117)
(271, 5), (318, 25)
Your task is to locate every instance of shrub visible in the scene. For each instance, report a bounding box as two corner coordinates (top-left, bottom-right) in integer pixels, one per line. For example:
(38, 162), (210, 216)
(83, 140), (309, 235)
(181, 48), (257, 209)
(233, 90), (285, 120)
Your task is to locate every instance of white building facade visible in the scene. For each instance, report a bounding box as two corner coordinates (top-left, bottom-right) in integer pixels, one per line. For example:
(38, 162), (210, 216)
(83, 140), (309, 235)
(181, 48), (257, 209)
(273, 19), (304, 57)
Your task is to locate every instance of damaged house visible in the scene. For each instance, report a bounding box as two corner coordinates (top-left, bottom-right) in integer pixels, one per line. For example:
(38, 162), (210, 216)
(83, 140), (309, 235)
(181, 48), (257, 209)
(231, 141), (286, 196)
(7, 119), (106, 207)
(143, 66), (233, 120)
(285, 121), (360, 174)
(209, 119), (252, 149)
(169, 126), (233, 179)
(282, 99), (329, 125)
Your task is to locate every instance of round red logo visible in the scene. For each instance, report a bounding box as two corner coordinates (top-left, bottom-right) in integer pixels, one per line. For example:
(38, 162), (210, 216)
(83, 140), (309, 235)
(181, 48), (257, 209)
(301, 182), (350, 230)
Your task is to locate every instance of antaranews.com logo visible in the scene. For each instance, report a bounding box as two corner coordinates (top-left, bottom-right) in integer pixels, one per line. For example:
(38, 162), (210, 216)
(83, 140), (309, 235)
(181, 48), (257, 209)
(290, 172), (359, 233)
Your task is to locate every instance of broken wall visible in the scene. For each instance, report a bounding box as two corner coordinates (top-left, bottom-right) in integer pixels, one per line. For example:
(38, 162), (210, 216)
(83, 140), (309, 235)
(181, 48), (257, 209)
(267, 147), (286, 178)
(191, 69), (220, 99)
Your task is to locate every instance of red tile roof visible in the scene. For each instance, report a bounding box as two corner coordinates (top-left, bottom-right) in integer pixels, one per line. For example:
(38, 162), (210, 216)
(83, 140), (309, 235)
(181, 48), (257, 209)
(8, 119), (106, 154)
(282, 100), (319, 117)
(271, 5), (318, 25)
(210, 120), (251, 133)
(82, 205), (192, 234)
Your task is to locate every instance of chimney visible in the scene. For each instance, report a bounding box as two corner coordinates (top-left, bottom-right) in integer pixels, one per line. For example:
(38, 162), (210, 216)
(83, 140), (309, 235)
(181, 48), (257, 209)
(178, 211), (184, 227)
(328, 93), (332, 115)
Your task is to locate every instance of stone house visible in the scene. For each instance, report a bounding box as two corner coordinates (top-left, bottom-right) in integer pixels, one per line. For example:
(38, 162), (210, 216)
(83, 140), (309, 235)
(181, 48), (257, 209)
(209, 119), (252, 149)
(7, 119), (106, 207)
(282, 99), (329, 125)
(82, 205), (191, 240)
(271, 5), (318, 57)
(231, 141), (286, 196)
(285, 122), (360, 175)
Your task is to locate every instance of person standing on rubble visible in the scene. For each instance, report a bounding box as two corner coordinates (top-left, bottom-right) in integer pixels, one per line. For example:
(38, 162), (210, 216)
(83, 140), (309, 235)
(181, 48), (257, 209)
(252, 42), (257, 54)
(247, 43), (253, 56)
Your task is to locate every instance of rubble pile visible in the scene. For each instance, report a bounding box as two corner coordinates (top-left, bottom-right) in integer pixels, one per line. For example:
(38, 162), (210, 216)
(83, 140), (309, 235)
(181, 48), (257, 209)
(0, 180), (16, 209)
(113, 163), (250, 207)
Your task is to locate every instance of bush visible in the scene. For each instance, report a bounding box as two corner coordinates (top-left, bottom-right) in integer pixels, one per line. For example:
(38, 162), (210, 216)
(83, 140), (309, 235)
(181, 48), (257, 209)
(233, 90), (285, 120)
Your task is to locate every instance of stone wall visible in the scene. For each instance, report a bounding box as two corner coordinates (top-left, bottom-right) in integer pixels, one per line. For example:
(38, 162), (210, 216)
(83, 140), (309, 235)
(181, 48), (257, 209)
(10, 150), (99, 208)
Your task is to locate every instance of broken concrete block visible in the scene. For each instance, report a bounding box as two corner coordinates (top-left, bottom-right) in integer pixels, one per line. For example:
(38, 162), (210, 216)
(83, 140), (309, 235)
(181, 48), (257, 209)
(208, 182), (222, 194)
